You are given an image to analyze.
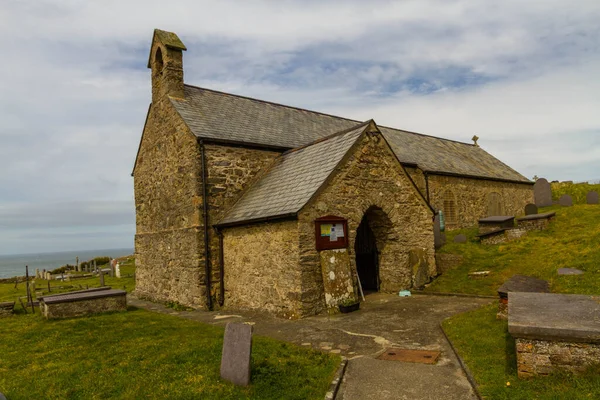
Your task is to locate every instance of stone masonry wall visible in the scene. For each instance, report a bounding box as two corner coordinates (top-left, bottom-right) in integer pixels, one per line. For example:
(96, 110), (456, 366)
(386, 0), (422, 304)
(205, 145), (280, 304)
(428, 175), (534, 230)
(518, 217), (554, 231)
(222, 220), (302, 318)
(516, 338), (600, 378)
(298, 132), (435, 316)
(133, 37), (206, 308)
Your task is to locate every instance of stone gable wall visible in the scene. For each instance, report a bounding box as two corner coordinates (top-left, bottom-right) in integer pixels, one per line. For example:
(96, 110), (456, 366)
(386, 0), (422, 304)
(133, 95), (207, 307)
(427, 175), (534, 229)
(298, 133), (435, 316)
(222, 220), (302, 318)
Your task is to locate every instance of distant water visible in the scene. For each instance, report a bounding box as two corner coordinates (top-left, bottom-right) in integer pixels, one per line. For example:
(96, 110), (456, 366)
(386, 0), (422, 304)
(0, 248), (134, 279)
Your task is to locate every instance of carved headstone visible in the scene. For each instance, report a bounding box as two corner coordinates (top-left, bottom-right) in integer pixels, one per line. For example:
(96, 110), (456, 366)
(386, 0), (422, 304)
(454, 234), (467, 243)
(533, 178), (552, 207)
(587, 191), (599, 205)
(524, 203), (538, 215)
(559, 194), (573, 207)
(221, 323), (253, 386)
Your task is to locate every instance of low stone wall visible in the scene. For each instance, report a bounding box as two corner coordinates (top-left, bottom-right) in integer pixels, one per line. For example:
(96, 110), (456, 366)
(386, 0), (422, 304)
(518, 218), (552, 231)
(41, 296), (127, 319)
(516, 339), (600, 378)
(435, 253), (463, 274)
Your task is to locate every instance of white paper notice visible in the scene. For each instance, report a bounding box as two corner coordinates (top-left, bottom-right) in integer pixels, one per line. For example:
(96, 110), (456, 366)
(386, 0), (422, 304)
(330, 227), (337, 241)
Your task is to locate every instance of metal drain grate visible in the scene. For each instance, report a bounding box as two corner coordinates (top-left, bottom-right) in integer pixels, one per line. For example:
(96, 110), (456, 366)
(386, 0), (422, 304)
(377, 348), (440, 364)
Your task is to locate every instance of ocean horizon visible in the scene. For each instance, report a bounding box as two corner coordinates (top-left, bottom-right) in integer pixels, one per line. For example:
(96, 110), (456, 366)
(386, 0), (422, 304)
(0, 248), (134, 279)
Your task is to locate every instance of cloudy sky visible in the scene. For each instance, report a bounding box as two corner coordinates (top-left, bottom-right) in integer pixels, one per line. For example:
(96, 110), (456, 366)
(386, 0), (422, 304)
(0, 0), (599, 255)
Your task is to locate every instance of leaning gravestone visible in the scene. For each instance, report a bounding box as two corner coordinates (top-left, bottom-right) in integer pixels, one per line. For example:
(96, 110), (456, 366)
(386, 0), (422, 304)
(454, 234), (467, 243)
(534, 178), (553, 207)
(559, 194), (573, 207)
(587, 191), (599, 205)
(524, 203), (538, 215)
(221, 323), (253, 386)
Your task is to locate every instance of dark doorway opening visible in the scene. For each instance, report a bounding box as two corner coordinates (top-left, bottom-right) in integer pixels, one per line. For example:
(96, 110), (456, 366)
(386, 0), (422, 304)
(355, 216), (380, 292)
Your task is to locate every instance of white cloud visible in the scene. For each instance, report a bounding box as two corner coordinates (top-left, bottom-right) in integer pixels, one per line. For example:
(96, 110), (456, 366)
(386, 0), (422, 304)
(0, 0), (599, 254)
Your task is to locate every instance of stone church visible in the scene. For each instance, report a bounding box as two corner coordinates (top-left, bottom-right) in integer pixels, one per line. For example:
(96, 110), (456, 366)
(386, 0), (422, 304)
(132, 30), (534, 317)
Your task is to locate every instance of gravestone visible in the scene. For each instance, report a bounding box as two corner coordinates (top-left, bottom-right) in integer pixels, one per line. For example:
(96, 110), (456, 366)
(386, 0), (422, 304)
(99, 270), (105, 286)
(524, 203), (538, 215)
(454, 234), (467, 243)
(221, 323), (253, 386)
(559, 194), (573, 207)
(0, 391), (6, 400)
(587, 191), (599, 205)
(534, 178), (553, 207)
(558, 268), (584, 276)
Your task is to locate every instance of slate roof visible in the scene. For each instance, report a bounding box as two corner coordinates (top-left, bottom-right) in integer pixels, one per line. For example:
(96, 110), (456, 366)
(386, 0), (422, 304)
(171, 85), (530, 184)
(218, 122), (371, 226)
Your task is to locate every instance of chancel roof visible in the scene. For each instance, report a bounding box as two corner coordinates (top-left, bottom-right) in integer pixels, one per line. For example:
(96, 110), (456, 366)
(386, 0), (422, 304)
(171, 85), (530, 184)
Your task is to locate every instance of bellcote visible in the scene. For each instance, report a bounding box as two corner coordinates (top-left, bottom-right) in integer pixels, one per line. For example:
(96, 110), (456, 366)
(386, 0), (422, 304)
(148, 29), (187, 102)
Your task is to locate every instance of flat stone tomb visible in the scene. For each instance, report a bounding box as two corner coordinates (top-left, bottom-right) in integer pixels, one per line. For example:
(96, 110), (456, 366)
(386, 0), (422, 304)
(0, 301), (15, 317)
(39, 288), (127, 319)
(221, 322), (253, 386)
(509, 292), (600, 378)
(478, 215), (515, 234)
(496, 275), (549, 320)
(516, 212), (556, 231)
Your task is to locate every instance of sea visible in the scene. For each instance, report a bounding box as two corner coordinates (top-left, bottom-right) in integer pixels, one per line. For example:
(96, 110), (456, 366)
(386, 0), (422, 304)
(0, 248), (134, 279)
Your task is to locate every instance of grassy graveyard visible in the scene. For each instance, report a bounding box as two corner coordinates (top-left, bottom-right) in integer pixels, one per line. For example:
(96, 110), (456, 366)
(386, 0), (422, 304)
(0, 307), (339, 399)
(0, 256), (136, 304)
(0, 257), (339, 399)
(443, 304), (600, 399)
(425, 203), (600, 296)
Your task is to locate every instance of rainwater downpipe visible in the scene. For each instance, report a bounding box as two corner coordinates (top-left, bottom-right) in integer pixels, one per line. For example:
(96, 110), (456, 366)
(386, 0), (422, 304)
(424, 172), (431, 204)
(216, 227), (225, 307)
(200, 140), (213, 310)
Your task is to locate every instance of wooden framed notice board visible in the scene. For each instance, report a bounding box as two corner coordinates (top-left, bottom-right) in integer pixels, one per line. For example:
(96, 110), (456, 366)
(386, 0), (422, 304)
(314, 215), (348, 251)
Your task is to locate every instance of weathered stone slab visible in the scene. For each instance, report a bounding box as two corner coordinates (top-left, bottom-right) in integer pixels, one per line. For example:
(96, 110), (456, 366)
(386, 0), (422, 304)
(587, 191), (599, 205)
(559, 194), (573, 207)
(534, 178), (553, 207)
(524, 203), (538, 215)
(558, 268), (584, 276)
(40, 289), (127, 319)
(409, 248), (429, 289)
(221, 322), (253, 386)
(509, 292), (600, 343)
(320, 249), (355, 310)
(496, 275), (549, 320)
(453, 234), (467, 243)
(478, 215), (515, 233)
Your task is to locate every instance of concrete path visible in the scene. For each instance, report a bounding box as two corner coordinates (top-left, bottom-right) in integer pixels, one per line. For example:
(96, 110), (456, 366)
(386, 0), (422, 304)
(129, 293), (491, 399)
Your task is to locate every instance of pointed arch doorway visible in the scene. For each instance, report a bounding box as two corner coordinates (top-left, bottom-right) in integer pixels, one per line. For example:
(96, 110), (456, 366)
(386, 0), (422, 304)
(354, 206), (392, 292)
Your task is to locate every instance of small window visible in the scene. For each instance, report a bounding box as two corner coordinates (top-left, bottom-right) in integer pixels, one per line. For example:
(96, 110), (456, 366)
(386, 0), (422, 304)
(442, 190), (458, 225)
(155, 47), (164, 74)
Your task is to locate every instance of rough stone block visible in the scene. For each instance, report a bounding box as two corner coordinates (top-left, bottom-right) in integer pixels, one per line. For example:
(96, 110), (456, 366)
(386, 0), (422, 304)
(220, 322), (253, 386)
(320, 249), (356, 309)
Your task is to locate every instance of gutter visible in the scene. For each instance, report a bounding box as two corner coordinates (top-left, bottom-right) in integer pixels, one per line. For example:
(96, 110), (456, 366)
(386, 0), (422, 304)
(424, 172), (431, 203)
(424, 170), (533, 185)
(213, 212), (298, 230)
(199, 140), (213, 310)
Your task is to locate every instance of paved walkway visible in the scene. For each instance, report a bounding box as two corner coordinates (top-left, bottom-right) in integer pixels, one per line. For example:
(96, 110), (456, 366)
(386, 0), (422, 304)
(129, 293), (491, 399)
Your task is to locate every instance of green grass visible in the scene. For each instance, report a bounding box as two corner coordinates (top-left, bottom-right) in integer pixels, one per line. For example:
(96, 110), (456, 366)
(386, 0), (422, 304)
(0, 257), (136, 306)
(0, 308), (339, 399)
(425, 204), (600, 296)
(443, 304), (600, 399)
